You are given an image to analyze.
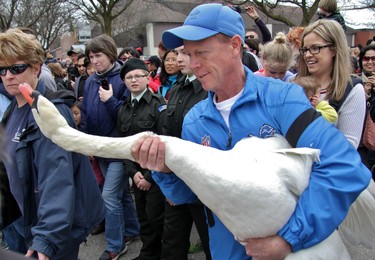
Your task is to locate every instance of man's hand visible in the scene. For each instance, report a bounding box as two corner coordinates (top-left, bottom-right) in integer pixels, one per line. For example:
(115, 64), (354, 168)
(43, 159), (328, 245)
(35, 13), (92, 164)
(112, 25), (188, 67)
(244, 235), (291, 260)
(131, 136), (171, 172)
(26, 249), (50, 260)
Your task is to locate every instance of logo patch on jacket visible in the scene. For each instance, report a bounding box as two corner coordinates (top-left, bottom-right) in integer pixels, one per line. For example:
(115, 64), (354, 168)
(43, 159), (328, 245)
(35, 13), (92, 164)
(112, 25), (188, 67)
(201, 135), (211, 147)
(158, 104), (167, 112)
(259, 124), (276, 138)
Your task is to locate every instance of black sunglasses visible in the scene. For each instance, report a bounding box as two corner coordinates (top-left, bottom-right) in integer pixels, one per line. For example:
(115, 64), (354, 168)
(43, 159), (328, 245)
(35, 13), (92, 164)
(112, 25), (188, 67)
(0, 64), (30, 76)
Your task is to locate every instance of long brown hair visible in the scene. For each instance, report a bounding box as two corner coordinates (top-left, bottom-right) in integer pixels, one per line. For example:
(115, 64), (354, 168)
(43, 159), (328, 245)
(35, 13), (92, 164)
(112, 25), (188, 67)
(298, 19), (352, 101)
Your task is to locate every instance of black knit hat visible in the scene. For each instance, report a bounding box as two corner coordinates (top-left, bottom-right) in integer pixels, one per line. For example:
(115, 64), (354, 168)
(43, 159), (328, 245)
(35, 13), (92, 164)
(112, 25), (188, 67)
(120, 58), (148, 80)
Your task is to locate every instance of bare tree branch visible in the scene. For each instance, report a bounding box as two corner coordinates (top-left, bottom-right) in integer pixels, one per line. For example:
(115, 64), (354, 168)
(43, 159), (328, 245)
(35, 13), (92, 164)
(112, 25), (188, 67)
(67, 0), (135, 36)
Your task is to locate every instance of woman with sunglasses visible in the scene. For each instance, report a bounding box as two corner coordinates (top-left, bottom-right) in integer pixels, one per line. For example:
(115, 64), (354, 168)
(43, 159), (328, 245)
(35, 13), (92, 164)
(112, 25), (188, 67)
(297, 19), (366, 149)
(0, 28), (105, 259)
(359, 45), (375, 95)
(358, 44), (375, 176)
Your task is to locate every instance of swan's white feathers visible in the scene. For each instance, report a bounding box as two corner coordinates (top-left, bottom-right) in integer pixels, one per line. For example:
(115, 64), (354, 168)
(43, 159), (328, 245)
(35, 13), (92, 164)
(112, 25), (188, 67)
(31, 94), (375, 259)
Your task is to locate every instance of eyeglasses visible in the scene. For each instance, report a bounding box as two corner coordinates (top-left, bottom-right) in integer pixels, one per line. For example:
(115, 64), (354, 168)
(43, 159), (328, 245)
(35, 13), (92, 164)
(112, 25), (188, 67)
(164, 58), (177, 63)
(299, 44), (333, 55)
(124, 74), (148, 81)
(363, 56), (375, 63)
(0, 64), (30, 76)
(77, 64), (86, 68)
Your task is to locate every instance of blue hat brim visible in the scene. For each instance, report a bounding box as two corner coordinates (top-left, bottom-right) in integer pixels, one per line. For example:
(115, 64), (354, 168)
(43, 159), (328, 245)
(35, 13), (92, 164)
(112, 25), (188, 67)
(162, 25), (219, 49)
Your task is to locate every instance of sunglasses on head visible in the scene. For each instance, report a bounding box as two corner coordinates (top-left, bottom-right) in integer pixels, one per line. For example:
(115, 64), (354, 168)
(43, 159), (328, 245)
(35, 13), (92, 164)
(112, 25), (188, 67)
(0, 64), (30, 76)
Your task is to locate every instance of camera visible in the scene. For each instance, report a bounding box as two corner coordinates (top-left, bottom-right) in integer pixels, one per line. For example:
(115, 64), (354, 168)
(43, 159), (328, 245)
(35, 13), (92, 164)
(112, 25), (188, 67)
(100, 78), (109, 90)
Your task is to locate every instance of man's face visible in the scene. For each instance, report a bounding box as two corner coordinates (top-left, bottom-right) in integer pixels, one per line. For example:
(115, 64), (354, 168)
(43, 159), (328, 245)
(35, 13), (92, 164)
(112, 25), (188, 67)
(176, 46), (193, 76)
(71, 53), (79, 64)
(184, 35), (233, 93)
(77, 57), (87, 76)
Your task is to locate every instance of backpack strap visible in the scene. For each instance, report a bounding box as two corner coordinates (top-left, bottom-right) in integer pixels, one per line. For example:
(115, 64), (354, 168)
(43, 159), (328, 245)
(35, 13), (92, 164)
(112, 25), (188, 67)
(329, 77), (363, 112)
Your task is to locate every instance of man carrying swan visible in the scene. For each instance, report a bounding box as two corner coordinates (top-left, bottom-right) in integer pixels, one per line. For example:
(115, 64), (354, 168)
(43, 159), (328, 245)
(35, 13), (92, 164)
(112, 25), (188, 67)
(131, 3), (371, 259)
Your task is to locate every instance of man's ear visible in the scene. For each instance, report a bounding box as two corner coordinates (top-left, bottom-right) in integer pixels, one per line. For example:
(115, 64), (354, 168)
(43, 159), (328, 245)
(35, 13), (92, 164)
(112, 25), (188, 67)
(230, 35), (243, 56)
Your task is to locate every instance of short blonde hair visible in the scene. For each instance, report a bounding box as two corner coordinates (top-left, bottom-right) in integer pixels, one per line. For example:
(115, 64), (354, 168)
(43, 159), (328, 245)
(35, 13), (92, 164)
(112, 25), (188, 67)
(0, 28), (44, 67)
(298, 19), (351, 101)
(261, 32), (295, 70)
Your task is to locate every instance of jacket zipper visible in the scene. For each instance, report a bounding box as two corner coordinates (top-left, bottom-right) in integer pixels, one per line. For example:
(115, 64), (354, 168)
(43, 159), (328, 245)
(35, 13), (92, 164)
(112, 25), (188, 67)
(226, 130), (232, 148)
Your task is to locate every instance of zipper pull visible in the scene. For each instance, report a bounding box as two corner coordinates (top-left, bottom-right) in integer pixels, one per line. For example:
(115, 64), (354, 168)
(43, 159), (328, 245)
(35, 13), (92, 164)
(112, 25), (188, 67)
(226, 131), (232, 148)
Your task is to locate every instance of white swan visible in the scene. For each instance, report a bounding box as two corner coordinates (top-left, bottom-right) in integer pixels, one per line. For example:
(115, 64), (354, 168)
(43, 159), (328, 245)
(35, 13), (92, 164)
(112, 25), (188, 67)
(21, 84), (375, 259)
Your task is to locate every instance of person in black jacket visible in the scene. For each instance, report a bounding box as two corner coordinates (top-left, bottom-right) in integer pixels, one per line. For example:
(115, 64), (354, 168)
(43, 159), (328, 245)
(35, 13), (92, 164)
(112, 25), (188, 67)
(117, 58), (166, 260)
(317, 0), (347, 32)
(244, 5), (271, 44)
(155, 45), (212, 260)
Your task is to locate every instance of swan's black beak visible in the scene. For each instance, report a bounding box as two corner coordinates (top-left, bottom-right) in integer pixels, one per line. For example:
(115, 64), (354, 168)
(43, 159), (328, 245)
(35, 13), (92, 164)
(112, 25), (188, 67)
(18, 83), (41, 109)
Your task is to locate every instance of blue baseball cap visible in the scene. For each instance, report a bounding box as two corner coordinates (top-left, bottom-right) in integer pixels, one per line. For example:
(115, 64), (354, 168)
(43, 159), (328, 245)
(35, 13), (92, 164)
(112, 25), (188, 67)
(162, 3), (245, 49)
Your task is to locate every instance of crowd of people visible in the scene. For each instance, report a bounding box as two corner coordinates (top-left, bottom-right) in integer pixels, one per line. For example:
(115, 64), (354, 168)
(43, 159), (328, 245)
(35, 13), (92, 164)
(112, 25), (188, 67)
(0, 1), (374, 260)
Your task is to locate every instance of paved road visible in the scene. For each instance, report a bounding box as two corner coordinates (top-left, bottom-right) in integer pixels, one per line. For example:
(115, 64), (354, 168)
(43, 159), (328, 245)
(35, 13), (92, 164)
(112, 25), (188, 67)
(79, 224), (206, 260)
(79, 227), (375, 260)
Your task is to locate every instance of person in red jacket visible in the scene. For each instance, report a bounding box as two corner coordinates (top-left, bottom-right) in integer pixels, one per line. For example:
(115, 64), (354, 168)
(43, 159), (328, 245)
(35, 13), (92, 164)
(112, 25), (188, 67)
(145, 56), (161, 93)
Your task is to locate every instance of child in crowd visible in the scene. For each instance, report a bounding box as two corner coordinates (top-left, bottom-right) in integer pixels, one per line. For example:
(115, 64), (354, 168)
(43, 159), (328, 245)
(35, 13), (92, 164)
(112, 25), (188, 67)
(292, 76), (338, 123)
(254, 32), (295, 81)
(70, 100), (82, 128)
(70, 100), (105, 234)
(117, 58), (166, 260)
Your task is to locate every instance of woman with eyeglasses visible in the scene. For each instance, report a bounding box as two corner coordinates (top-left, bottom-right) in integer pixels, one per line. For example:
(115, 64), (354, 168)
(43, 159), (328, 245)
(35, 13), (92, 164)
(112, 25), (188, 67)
(158, 49), (182, 101)
(0, 28), (105, 259)
(297, 19), (366, 149)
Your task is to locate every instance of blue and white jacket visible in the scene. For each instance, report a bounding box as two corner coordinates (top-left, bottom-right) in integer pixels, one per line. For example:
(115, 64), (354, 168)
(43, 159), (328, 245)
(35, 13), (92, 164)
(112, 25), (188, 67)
(153, 67), (371, 259)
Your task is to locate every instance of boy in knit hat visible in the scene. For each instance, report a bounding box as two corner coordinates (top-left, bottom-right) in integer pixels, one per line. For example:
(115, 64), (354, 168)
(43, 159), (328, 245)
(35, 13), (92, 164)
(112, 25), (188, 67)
(118, 58), (166, 260)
